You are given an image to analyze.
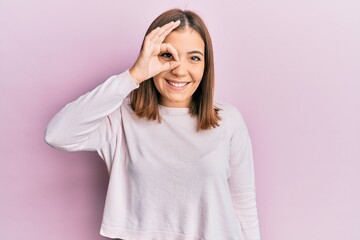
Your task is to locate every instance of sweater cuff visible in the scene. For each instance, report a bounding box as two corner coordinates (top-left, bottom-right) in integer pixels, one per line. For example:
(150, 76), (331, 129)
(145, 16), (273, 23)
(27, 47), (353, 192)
(125, 69), (140, 88)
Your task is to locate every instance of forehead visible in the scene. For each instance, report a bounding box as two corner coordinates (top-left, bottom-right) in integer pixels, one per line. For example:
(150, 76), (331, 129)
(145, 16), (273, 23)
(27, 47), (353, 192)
(163, 28), (205, 52)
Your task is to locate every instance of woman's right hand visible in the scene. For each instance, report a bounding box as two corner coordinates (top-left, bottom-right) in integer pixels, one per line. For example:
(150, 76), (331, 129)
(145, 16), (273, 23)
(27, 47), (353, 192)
(129, 20), (181, 85)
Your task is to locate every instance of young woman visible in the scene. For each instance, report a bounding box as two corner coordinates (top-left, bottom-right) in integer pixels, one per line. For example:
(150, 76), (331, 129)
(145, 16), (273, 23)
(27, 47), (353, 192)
(45, 8), (261, 240)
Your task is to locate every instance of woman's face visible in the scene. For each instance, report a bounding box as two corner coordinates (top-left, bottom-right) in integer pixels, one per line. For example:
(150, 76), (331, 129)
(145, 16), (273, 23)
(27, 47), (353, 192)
(153, 28), (205, 108)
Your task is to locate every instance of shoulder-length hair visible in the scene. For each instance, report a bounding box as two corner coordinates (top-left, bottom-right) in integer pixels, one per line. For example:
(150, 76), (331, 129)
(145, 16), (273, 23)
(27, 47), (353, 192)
(130, 8), (221, 131)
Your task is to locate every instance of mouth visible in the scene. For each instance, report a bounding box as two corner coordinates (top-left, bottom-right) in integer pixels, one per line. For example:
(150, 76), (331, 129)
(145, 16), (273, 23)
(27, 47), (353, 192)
(165, 79), (191, 89)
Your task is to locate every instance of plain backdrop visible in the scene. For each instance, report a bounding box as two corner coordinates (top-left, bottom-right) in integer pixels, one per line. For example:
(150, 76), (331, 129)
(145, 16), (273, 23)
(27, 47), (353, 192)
(1, 0), (359, 239)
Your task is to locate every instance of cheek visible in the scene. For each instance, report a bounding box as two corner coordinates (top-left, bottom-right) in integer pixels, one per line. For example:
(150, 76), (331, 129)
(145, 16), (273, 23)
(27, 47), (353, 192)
(152, 74), (164, 90)
(192, 65), (205, 81)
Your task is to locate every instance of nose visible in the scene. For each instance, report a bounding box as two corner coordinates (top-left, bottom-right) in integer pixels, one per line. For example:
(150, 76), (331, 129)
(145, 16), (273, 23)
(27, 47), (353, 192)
(171, 60), (187, 77)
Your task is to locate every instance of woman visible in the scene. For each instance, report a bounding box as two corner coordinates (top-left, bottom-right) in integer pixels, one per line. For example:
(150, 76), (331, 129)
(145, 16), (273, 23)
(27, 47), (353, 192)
(45, 8), (261, 240)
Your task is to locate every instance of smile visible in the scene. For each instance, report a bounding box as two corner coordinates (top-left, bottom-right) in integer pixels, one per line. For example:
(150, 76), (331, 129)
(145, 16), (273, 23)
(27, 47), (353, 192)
(166, 80), (190, 88)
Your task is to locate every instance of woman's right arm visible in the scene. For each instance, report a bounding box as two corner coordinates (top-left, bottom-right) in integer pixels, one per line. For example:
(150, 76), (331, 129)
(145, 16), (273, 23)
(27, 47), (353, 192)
(44, 70), (138, 152)
(45, 20), (181, 152)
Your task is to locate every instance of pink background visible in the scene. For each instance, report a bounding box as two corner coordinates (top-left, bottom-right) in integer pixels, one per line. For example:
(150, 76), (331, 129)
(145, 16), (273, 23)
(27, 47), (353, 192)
(1, 0), (359, 239)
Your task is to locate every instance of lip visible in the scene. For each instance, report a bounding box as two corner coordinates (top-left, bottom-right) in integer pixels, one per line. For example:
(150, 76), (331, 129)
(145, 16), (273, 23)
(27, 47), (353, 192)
(165, 79), (191, 90)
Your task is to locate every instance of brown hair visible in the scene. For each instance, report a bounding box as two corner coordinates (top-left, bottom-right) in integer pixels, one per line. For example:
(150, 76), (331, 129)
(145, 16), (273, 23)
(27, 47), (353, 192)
(130, 9), (221, 131)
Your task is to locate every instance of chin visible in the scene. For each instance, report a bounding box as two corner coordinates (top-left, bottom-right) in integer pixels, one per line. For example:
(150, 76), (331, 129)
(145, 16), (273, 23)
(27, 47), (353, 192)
(161, 96), (191, 107)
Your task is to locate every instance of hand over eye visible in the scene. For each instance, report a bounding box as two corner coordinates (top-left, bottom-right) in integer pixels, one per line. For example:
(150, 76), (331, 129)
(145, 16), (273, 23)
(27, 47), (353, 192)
(129, 20), (181, 84)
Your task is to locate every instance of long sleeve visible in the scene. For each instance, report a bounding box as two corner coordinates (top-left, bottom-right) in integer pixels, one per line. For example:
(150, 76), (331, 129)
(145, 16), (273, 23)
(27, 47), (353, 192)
(44, 70), (138, 153)
(228, 109), (261, 240)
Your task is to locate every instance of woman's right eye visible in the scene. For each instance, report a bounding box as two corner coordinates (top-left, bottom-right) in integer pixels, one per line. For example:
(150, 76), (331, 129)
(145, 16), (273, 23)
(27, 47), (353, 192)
(160, 52), (173, 60)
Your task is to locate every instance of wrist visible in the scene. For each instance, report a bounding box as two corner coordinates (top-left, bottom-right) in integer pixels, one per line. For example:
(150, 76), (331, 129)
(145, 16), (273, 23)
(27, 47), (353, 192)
(129, 67), (143, 85)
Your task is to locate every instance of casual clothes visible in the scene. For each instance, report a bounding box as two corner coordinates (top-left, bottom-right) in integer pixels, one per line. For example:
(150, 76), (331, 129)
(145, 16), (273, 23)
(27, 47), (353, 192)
(45, 70), (261, 240)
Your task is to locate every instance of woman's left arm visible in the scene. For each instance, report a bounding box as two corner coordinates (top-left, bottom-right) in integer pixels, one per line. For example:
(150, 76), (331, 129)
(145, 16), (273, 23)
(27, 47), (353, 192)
(228, 109), (261, 240)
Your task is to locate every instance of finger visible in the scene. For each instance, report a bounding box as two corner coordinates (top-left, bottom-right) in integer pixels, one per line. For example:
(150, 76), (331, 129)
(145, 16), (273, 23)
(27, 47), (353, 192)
(152, 20), (181, 45)
(158, 20), (180, 37)
(146, 21), (174, 42)
(144, 27), (161, 44)
(144, 21), (180, 55)
(157, 20), (181, 43)
(161, 60), (181, 72)
(160, 43), (179, 62)
(168, 60), (181, 70)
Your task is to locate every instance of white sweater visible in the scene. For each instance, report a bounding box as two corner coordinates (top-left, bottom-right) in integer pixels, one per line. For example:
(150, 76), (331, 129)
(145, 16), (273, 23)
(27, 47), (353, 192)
(45, 70), (261, 240)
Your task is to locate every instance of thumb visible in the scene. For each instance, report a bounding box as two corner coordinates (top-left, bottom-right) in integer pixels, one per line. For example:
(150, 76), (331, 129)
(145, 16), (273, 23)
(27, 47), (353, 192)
(163, 60), (181, 71)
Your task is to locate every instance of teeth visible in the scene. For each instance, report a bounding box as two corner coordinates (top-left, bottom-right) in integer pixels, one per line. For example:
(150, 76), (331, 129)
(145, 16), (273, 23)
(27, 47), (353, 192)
(168, 81), (188, 87)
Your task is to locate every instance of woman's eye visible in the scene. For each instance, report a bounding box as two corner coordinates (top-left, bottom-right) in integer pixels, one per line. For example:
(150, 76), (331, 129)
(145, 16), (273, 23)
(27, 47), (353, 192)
(160, 53), (173, 60)
(191, 56), (201, 61)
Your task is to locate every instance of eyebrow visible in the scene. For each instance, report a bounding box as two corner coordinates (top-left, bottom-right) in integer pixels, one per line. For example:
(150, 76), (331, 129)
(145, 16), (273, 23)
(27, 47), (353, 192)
(188, 50), (204, 56)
